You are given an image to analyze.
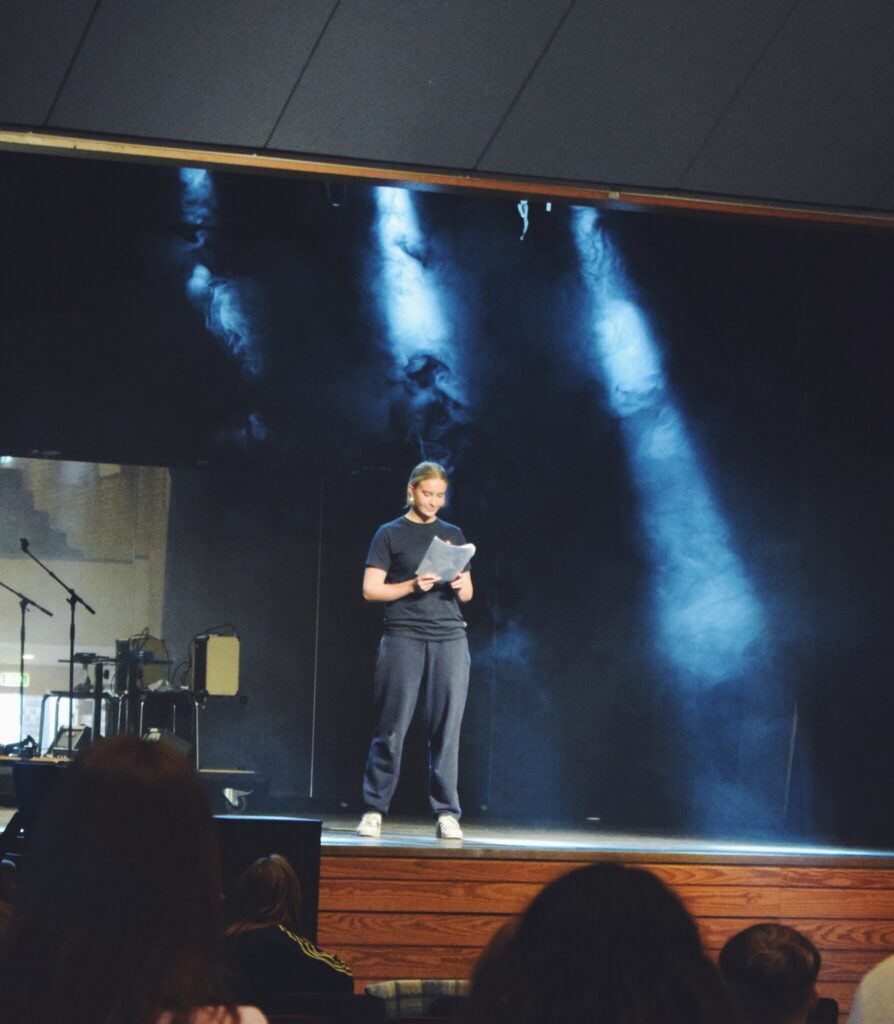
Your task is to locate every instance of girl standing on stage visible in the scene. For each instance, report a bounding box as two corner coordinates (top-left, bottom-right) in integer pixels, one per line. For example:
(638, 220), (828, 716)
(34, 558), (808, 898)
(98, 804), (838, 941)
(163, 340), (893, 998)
(357, 462), (473, 840)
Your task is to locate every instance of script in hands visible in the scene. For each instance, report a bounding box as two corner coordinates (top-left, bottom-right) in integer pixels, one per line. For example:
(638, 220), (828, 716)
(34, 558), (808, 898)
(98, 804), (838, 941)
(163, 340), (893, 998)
(415, 536), (475, 581)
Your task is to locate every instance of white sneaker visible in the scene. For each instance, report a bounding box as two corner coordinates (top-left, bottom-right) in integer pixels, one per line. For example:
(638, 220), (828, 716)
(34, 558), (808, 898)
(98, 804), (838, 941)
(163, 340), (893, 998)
(356, 812), (382, 838)
(436, 814), (463, 840)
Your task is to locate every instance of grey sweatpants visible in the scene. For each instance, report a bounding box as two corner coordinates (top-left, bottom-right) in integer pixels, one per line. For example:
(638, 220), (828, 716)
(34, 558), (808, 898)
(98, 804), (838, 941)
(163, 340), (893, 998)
(361, 633), (470, 818)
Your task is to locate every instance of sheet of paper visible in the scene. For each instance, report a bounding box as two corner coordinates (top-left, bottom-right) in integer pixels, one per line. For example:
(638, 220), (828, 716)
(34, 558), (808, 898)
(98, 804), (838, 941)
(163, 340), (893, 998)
(415, 536), (475, 581)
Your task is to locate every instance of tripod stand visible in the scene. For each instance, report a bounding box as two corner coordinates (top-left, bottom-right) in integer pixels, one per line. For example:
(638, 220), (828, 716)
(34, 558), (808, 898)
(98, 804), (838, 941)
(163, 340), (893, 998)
(19, 539), (95, 753)
(0, 578), (53, 743)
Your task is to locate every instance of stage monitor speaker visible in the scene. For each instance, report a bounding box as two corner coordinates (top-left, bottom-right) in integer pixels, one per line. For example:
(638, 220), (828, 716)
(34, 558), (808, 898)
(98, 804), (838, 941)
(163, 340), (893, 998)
(215, 816), (322, 942)
(48, 726), (91, 758)
(195, 635), (239, 696)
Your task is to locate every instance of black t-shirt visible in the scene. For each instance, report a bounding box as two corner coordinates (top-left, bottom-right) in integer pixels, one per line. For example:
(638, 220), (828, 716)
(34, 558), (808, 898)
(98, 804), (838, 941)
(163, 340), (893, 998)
(366, 515), (471, 641)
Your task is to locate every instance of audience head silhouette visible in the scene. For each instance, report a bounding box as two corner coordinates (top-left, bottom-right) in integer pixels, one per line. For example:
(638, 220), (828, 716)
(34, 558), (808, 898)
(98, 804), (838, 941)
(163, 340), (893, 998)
(469, 860), (731, 1024)
(227, 854), (302, 936)
(1, 735), (235, 1024)
(719, 923), (820, 1024)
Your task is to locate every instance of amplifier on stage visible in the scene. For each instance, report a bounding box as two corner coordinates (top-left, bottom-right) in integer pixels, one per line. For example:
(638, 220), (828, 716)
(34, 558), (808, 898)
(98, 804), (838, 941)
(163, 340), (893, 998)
(194, 635), (240, 696)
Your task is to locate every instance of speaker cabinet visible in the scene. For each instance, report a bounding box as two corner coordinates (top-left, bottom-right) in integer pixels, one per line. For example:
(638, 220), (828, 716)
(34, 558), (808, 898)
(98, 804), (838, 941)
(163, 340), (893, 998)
(215, 816), (322, 941)
(194, 635), (239, 696)
(48, 726), (91, 757)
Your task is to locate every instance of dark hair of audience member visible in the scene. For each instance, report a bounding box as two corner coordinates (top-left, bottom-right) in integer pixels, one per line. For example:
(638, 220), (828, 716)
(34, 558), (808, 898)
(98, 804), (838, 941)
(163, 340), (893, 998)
(719, 923), (820, 1024)
(0, 736), (236, 1024)
(468, 861), (733, 1024)
(227, 854), (302, 938)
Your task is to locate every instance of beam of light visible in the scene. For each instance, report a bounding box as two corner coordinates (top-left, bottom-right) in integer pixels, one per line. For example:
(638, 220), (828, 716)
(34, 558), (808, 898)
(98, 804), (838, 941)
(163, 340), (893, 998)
(178, 167), (261, 378)
(373, 187), (449, 363)
(517, 199), (529, 240)
(572, 207), (765, 685)
(372, 186), (467, 466)
(180, 166), (214, 226)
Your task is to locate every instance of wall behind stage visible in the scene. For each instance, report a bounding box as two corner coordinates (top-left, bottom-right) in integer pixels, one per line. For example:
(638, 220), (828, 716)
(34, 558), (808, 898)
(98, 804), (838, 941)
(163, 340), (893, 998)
(0, 458), (170, 728)
(1, 151), (892, 843)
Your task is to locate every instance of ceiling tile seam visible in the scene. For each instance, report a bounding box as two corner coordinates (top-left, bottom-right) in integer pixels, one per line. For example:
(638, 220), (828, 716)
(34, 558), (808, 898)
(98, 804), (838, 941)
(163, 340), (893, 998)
(263, 0), (342, 150)
(472, 0), (578, 172)
(43, 0), (104, 126)
(673, 0), (802, 188)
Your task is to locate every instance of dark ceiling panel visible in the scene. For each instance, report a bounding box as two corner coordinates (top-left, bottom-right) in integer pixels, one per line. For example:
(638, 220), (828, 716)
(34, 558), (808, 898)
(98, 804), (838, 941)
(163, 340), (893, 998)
(477, 0), (792, 187)
(47, 0), (336, 147)
(681, 0), (894, 209)
(0, 0), (96, 126)
(870, 172), (894, 212)
(269, 0), (570, 168)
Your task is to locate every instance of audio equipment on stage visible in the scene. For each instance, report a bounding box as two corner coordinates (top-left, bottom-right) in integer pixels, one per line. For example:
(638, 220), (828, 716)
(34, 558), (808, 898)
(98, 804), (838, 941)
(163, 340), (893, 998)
(0, 755), (71, 764)
(114, 636), (171, 693)
(0, 758), (67, 862)
(194, 635), (240, 696)
(48, 726), (91, 757)
(215, 816), (322, 942)
(143, 727), (192, 759)
(0, 736), (38, 758)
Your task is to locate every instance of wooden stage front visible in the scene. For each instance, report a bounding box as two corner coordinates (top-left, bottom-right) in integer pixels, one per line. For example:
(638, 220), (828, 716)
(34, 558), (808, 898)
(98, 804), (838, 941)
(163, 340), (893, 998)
(318, 819), (894, 1016)
(2, 797), (890, 1015)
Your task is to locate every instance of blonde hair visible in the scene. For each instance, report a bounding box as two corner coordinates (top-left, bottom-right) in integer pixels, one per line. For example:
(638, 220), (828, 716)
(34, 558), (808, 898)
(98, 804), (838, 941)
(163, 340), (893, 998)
(406, 461), (449, 507)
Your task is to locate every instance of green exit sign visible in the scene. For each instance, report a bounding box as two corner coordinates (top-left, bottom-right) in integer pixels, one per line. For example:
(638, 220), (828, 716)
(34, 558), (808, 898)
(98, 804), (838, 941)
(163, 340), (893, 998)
(0, 672), (29, 687)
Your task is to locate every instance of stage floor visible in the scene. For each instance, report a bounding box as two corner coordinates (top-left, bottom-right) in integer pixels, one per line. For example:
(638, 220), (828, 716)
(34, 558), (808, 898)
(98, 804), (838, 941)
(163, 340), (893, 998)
(4, 804), (893, 863)
(318, 814), (894, 863)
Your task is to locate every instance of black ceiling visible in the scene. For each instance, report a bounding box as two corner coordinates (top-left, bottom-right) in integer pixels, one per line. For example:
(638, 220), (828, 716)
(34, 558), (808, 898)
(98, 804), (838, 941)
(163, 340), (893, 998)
(2, 0), (893, 214)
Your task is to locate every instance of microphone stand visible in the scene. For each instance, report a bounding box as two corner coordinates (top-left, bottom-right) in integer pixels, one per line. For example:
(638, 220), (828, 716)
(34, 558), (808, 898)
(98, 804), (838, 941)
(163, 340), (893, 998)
(19, 540), (95, 754)
(0, 580), (53, 744)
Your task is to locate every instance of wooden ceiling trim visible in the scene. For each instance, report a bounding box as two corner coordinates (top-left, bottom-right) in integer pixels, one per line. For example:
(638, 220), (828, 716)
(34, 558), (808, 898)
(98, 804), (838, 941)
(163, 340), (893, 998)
(2, 129), (893, 230)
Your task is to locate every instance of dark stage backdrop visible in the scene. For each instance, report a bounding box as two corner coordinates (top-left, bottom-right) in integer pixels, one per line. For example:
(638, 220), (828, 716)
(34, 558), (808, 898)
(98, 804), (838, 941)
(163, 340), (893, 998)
(1, 151), (892, 843)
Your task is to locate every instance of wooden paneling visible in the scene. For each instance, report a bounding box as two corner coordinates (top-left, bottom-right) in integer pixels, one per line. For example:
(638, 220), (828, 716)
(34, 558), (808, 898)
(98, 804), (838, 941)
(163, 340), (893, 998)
(700, 918), (894, 950)
(318, 851), (894, 1015)
(337, 945), (481, 977)
(320, 878), (545, 914)
(322, 854), (894, 889)
(321, 878), (894, 919)
(318, 911), (509, 947)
